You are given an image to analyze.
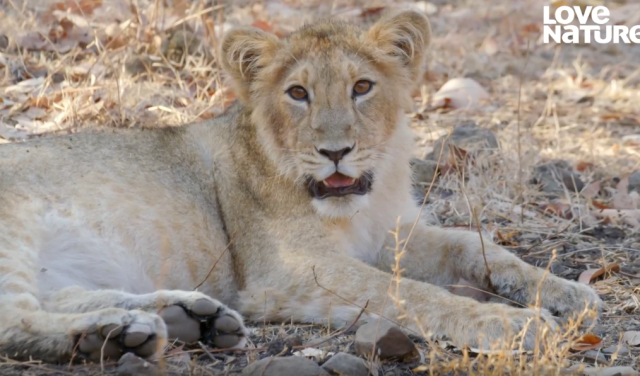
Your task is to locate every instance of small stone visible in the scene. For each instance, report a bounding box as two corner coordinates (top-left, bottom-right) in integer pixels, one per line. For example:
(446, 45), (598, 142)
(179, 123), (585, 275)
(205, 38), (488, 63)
(530, 160), (584, 195)
(125, 56), (151, 76)
(410, 158), (439, 185)
(116, 353), (158, 376)
(241, 356), (329, 376)
(582, 350), (607, 363)
(0, 35), (8, 50)
(601, 345), (629, 355)
(354, 320), (419, 362)
(321, 352), (370, 376)
(629, 171), (640, 193)
(425, 121), (499, 162)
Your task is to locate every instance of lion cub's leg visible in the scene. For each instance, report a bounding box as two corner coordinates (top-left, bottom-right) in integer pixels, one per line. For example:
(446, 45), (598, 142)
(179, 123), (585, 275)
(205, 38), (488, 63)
(378, 224), (602, 319)
(44, 287), (248, 349)
(0, 237), (166, 362)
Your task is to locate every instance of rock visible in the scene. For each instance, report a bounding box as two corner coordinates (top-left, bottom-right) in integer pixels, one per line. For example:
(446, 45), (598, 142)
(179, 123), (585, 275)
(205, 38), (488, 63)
(125, 56), (152, 76)
(530, 160), (584, 195)
(242, 356), (329, 376)
(354, 320), (419, 362)
(601, 345), (629, 355)
(425, 121), (499, 161)
(116, 353), (158, 376)
(582, 366), (640, 376)
(410, 158), (439, 185)
(629, 171), (640, 193)
(321, 352), (370, 376)
(0, 35), (8, 50)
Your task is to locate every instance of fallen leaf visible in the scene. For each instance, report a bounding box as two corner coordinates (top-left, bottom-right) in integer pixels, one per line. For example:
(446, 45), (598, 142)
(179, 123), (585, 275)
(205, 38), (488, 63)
(360, 6), (386, 18)
(496, 230), (518, 246)
(578, 264), (621, 285)
(613, 177), (639, 210)
(571, 333), (603, 351)
(576, 161), (596, 172)
(622, 331), (640, 346)
(22, 107), (48, 120)
(251, 19), (272, 33)
(431, 78), (489, 110)
(539, 202), (572, 219)
(591, 200), (612, 210)
(593, 209), (640, 229)
(581, 181), (601, 199)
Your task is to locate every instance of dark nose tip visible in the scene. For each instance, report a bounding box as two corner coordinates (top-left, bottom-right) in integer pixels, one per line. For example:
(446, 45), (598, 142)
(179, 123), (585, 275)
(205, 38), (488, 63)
(318, 146), (353, 164)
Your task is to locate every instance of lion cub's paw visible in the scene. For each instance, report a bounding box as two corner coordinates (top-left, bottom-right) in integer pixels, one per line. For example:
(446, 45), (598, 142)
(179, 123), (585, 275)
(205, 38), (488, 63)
(75, 309), (167, 361)
(538, 278), (603, 323)
(452, 305), (559, 351)
(157, 292), (248, 348)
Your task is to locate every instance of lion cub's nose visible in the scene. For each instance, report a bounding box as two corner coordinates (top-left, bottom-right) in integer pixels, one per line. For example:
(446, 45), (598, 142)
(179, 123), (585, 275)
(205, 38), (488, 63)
(317, 146), (352, 164)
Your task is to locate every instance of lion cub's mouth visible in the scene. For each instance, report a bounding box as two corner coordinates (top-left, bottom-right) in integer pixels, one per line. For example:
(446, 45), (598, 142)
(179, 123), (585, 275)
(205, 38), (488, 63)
(307, 172), (373, 199)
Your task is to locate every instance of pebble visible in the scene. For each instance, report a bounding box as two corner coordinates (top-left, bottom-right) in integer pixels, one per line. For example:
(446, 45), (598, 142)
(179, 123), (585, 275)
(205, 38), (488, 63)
(425, 121), (499, 161)
(354, 320), (419, 362)
(321, 352), (370, 376)
(116, 353), (158, 376)
(241, 356), (329, 376)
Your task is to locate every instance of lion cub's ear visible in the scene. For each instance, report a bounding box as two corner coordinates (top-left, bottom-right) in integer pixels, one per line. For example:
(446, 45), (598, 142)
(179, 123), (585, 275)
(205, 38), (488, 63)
(366, 10), (432, 81)
(219, 27), (283, 102)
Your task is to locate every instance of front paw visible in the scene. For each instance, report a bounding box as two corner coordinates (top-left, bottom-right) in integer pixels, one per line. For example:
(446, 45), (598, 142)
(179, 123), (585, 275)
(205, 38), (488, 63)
(449, 305), (559, 351)
(538, 277), (603, 321)
(491, 270), (603, 323)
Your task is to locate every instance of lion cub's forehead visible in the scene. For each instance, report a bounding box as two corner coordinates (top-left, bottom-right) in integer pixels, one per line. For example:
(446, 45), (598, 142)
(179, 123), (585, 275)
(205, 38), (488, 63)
(286, 20), (368, 59)
(283, 21), (375, 84)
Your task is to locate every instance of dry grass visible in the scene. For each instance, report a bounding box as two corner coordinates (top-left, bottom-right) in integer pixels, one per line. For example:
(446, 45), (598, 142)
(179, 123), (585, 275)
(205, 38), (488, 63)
(1, 0), (639, 375)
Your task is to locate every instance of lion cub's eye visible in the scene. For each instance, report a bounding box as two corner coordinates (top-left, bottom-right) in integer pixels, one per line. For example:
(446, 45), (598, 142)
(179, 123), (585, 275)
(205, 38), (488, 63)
(286, 86), (309, 101)
(352, 80), (373, 97)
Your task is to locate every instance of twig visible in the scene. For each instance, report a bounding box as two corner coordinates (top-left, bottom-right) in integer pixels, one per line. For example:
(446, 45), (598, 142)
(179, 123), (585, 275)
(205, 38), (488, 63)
(198, 341), (218, 363)
(293, 300), (369, 350)
(193, 231), (236, 290)
(100, 325), (123, 373)
(311, 266), (419, 336)
(0, 355), (74, 375)
(515, 37), (532, 224)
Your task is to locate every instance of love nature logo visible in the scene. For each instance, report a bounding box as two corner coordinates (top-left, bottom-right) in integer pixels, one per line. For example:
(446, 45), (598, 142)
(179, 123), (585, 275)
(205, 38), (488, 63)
(543, 5), (640, 44)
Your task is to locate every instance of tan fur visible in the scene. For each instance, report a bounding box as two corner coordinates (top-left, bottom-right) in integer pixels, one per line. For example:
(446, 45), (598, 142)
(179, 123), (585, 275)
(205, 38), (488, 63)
(0, 10), (601, 362)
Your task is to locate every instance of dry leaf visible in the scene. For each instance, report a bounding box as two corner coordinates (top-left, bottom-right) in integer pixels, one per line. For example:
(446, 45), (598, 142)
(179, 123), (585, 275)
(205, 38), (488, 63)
(251, 20), (272, 33)
(581, 181), (601, 199)
(540, 202), (572, 219)
(622, 331), (640, 346)
(593, 209), (640, 229)
(591, 200), (612, 210)
(360, 6), (386, 18)
(496, 230), (518, 246)
(613, 177), (639, 210)
(431, 78), (489, 110)
(576, 161), (596, 172)
(571, 333), (603, 351)
(578, 264), (621, 285)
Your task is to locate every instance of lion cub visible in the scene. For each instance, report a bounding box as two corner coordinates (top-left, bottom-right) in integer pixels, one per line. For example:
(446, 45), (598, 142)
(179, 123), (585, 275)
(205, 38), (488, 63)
(0, 10), (601, 362)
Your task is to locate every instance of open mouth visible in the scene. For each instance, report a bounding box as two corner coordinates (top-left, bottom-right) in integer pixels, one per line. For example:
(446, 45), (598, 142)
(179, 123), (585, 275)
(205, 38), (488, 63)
(307, 172), (374, 199)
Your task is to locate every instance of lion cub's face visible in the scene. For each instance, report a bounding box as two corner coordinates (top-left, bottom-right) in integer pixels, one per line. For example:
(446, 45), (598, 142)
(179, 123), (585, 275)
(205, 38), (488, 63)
(221, 10), (431, 218)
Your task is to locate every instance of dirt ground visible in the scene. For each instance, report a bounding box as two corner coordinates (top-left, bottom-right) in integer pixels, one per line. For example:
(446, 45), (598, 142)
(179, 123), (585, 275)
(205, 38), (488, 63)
(0, 0), (639, 375)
